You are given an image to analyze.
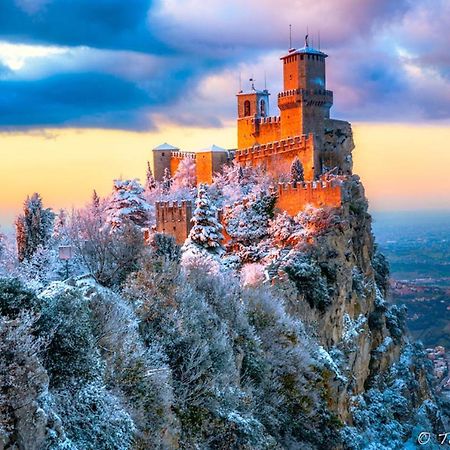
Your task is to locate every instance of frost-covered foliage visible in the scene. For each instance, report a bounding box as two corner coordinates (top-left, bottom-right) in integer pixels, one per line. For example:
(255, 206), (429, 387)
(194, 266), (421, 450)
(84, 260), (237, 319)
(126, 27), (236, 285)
(70, 206), (145, 287)
(222, 190), (276, 249)
(105, 179), (150, 230)
(184, 183), (223, 253)
(15, 193), (54, 262)
(282, 253), (331, 311)
(145, 161), (157, 192)
(342, 344), (443, 450)
(212, 160), (271, 207)
(172, 157), (196, 190)
(372, 244), (390, 295)
(290, 157), (304, 183)
(162, 167), (172, 194)
(0, 312), (48, 450)
(122, 255), (344, 449)
(385, 304), (407, 344)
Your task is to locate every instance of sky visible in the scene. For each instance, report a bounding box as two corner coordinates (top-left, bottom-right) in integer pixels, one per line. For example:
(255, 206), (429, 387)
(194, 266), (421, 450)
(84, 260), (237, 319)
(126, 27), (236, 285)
(1, 0), (450, 227)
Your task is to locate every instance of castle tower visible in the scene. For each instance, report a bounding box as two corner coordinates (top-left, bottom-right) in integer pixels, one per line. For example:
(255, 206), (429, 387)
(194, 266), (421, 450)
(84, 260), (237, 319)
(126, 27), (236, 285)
(151, 142), (179, 181)
(278, 37), (333, 143)
(237, 81), (271, 148)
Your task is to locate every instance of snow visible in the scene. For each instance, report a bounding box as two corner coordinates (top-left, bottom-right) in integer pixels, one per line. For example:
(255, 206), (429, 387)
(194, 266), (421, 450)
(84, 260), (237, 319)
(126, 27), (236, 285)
(153, 142), (179, 151)
(342, 313), (367, 345)
(196, 144), (228, 153)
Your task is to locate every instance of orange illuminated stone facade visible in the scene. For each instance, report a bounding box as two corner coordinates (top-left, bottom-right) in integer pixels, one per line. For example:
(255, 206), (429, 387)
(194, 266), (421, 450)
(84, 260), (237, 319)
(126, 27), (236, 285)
(154, 39), (355, 244)
(276, 179), (343, 216)
(236, 40), (334, 181)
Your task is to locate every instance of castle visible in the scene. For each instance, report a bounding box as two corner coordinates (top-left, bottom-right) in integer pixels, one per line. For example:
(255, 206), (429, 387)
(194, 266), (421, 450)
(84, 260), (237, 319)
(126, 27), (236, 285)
(153, 37), (354, 243)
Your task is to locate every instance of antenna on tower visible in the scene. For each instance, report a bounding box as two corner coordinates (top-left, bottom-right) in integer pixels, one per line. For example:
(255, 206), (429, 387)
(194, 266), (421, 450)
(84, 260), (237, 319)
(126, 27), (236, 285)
(305, 26), (309, 47)
(318, 31), (321, 50)
(264, 70), (267, 90)
(238, 72), (242, 93)
(289, 24), (292, 50)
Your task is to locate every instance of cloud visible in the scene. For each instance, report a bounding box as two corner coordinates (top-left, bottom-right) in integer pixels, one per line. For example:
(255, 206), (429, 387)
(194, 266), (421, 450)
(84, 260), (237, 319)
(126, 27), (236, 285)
(0, 0), (449, 130)
(0, 0), (164, 52)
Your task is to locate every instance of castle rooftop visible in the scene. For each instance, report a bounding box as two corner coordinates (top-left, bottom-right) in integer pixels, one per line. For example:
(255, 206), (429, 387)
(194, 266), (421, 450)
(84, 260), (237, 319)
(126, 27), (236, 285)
(153, 142), (179, 151)
(281, 45), (327, 59)
(196, 144), (228, 153)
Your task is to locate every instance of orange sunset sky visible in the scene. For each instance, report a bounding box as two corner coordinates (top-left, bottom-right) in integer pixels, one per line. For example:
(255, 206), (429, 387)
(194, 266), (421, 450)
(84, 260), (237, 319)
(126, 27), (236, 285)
(1, 122), (450, 229)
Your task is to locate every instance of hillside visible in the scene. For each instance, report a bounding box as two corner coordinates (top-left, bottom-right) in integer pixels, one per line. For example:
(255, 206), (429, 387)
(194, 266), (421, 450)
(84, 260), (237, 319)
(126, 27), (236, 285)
(0, 170), (445, 450)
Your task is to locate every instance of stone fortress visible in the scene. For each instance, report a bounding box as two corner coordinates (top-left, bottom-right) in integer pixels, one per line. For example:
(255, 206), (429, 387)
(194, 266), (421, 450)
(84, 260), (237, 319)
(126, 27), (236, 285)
(153, 36), (355, 243)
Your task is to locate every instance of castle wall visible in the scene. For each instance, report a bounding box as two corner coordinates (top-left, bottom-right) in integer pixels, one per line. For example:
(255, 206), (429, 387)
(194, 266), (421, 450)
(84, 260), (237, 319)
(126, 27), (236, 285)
(155, 200), (192, 245)
(196, 152), (214, 184)
(235, 134), (316, 180)
(275, 179), (342, 216)
(237, 116), (281, 148)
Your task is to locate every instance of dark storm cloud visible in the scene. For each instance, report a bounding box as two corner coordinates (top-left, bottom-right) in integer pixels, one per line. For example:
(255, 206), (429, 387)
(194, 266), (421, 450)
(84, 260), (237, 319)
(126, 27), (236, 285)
(0, 0), (166, 53)
(0, 0), (449, 130)
(0, 73), (152, 129)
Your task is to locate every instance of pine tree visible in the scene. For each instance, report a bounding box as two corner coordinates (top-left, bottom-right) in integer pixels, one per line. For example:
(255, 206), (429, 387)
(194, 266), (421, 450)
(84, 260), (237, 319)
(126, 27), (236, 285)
(145, 162), (157, 192)
(105, 179), (150, 230)
(92, 189), (100, 210)
(53, 209), (67, 239)
(188, 184), (223, 251)
(15, 193), (54, 262)
(290, 157), (304, 183)
(162, 168), (172, 194)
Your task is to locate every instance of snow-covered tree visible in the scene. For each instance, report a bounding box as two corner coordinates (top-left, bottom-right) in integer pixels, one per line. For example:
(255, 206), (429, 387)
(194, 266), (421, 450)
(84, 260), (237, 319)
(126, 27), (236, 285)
(70, 207), (145, 287)
(91, 189), (100, 210)
(162, 168), (172, 194)
(15, 193), (54, 262)
(172, 157), (196, 190)
(290, 157), (304, 183)
(222, 190), (276, 247)
(145, 161), (157, 192)
(105, 179), (150, 230)
(186, 184), (223, 252)
(52, 209), (67, 240)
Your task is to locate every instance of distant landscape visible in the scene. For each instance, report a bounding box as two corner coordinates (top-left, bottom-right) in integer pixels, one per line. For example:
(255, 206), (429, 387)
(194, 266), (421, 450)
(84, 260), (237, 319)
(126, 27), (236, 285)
(372, 210), (450, 348)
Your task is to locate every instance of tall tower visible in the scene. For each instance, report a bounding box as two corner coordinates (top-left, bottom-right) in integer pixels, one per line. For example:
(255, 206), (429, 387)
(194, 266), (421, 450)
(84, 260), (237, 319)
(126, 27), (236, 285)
(237, 80), (270, 148)
(278, 37), (333, 141)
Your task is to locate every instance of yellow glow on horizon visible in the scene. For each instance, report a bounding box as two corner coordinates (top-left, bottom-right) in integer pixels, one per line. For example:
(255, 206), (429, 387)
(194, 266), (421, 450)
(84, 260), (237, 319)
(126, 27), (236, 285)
(1, 122), (450, 227)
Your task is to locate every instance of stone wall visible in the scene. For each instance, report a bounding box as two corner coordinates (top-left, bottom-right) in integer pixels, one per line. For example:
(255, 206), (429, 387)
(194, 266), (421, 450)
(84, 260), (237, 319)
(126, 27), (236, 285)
(155, 201), (192, 245)
(275, 179), (342, 215)
(235, 134), (316, 180)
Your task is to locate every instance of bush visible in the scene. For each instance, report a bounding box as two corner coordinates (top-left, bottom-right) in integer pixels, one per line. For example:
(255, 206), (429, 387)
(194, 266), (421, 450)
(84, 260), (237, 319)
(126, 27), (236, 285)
(282, 254), (331, 311)
(0, 277), (40, 318)
(38, 285), (100, 386)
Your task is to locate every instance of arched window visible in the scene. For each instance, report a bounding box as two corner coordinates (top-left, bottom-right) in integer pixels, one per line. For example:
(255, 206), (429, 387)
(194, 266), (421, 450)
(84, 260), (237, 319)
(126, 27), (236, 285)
(244, 100), (251, 116)
(260, 99), (266, 116)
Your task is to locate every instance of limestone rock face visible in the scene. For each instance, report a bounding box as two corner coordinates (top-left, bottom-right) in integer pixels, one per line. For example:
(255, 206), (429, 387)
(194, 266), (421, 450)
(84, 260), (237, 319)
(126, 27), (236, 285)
(284, 175), (439, 427)
(323, 119), (354, 175)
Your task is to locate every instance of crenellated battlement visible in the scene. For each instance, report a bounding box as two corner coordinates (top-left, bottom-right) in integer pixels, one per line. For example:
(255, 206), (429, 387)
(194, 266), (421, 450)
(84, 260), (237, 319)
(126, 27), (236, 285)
(250, 115), (281, 125)
(277, 88), (333, 99)
(170, 151), (196, 160)
(155, 200), (193, 244)
(276, 177), (343, 215)
(235, 134), (316, 180)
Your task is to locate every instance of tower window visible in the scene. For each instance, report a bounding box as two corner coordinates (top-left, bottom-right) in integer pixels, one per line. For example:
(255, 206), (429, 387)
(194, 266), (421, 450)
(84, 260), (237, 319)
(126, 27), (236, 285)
(244, 100), (251, 116)
(260, 99), (266, 116)
(300, 55), (304, 60)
